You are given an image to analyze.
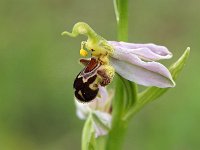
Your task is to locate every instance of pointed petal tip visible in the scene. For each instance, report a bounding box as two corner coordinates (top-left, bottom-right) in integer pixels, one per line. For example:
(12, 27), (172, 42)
(184, 47), (190, 60)
(177, 47), (190, 61)
(166, 47), (190, 88)
(169, 80), (176, 88)
(186, 47), (191, 54)
(186, 47), (190, 50)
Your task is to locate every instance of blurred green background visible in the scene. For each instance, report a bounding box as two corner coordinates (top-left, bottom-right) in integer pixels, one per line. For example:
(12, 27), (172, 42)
(0, 0), (199, 149)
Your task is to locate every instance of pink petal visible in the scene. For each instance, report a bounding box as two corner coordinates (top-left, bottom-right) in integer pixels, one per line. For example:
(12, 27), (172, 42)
(109, 41), (172, 61)
(95, 86), (108, 102)
(93, 111), (112, 137)
(110, 47), (175, 88)
(75, 100), (91, 120)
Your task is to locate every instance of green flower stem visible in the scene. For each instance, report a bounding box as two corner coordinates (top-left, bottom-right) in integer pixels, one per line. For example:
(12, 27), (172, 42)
(114, 0), (129, 41)
(106, 75), (127, 150)
(106, 0), (137, 149)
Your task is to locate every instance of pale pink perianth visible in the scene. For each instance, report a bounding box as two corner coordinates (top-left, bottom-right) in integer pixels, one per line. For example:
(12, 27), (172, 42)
(109, 41), (175, 88)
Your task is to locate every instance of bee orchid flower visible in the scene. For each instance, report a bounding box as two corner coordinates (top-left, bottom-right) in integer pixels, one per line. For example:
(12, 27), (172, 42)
(75, 86), (113, 137)
(62, 22), (175, 102)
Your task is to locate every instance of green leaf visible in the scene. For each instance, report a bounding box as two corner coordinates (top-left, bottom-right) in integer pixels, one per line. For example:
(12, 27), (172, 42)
(124, 47), (190, 120)
(82, 114), (96, 150)
(122, 78), (137, 114)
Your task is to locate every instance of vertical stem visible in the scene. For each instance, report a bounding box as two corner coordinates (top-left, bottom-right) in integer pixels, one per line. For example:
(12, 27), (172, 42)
(106, 0), (130, 150)
(116, 0), (129, 41)
(106, 75), (128, 150)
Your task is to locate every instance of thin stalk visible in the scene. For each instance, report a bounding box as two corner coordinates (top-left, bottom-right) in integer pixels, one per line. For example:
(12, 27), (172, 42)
(106, 75), (127, 150)
(106, 0), (137, 149)
(115, 0), (129, 41)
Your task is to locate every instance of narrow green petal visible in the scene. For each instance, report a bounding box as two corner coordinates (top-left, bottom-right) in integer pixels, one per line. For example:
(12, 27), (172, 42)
(82, 114), (96, 150)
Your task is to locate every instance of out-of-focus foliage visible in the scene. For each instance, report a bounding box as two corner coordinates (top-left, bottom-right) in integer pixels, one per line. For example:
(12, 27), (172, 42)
(0, 0), (199, 149)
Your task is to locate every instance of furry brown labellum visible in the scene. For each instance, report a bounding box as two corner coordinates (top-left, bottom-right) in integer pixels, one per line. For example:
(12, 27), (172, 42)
(73, 57), (111, 102)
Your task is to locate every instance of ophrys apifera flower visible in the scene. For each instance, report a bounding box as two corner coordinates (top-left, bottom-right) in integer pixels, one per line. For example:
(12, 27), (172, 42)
(75, 86), (113, 137)
(73, 57), (114, 102)
(62, 22), (175, 102)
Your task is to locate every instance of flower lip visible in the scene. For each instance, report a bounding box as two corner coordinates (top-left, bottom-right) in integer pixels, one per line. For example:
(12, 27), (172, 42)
(74, 57), (101, 103)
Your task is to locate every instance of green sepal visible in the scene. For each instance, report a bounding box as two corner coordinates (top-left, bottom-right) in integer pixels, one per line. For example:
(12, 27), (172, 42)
(121, 78), (138, 116)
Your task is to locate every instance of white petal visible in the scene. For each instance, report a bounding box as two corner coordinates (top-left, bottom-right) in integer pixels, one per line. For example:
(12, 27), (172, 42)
(92, 111), (112, 137)
(109, 41), (172, 61)
(95, 86), (108, 102)
(110, 54), (175, 88)
(75, 100), (91, 120)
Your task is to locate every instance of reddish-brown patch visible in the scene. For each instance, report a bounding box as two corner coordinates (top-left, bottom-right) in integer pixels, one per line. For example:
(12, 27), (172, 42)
(80, 59), (90, 66)
(85, 58), (98, 73)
